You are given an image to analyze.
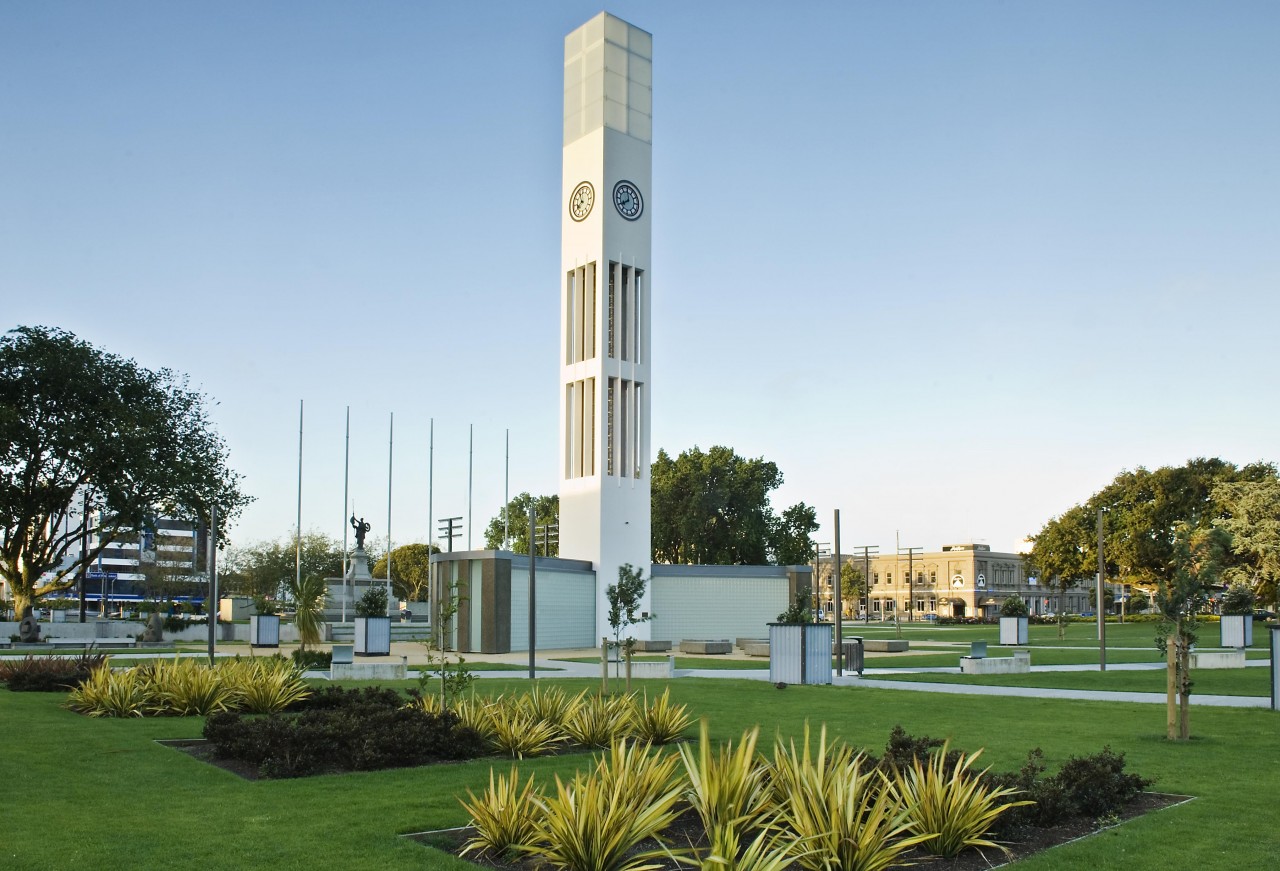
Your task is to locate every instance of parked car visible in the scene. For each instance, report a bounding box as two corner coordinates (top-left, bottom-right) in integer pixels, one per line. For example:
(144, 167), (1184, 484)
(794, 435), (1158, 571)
(1254, 609), (1276, 621)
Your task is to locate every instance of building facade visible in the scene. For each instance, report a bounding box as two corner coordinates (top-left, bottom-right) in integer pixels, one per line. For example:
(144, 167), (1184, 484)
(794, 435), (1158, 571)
(817, 543), (1091, 620)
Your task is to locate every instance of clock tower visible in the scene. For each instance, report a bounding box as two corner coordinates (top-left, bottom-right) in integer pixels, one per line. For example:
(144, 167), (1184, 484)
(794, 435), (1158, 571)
(559, 12), (653, 640)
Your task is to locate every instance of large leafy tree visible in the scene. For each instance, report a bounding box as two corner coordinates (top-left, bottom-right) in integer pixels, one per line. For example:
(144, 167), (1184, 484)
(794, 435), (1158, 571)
(483, 492), (559, 555)
(1212, 479), (1280, 610)
(1030, 457), (1277, 739)
(0, 326), (249, 616)
(222, 532), (342, 600)
(371, 542), (439, 602)
(650, 445), (814, 566)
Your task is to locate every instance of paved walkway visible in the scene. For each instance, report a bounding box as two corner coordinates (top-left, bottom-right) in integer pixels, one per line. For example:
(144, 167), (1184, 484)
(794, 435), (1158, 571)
(5, 642), (1272, 710)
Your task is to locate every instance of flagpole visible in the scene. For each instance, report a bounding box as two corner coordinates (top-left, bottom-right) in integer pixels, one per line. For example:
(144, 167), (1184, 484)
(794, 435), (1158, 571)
(467, 423), (474, 550)
(296, 400), (303, 595)
(504, 428), (510, 550)
(342, 405), (350, 623)
(386, 411), (394, 616)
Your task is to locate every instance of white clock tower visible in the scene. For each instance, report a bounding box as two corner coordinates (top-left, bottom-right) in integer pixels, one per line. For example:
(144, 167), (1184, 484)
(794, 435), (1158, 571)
(559, 12), (653, 640)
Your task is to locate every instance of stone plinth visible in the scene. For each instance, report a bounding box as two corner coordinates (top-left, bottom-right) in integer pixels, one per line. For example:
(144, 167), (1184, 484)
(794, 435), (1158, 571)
(961, 649), (1030, 674)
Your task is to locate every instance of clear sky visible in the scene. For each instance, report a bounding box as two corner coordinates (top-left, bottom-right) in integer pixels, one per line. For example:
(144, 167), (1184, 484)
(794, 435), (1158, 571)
(3, 1), (1277, 558)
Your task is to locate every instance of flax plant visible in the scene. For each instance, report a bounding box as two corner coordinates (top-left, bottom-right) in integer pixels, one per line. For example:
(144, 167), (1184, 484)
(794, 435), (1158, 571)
(149, 657), (233, 716)
(489, 704), (569, 758)
(678, 721), (773, 838)
(894, 741), (1031, 858)
(635, 688), (693, 745)
(459, 766), (545, 860)
(518, 685), (576, 727)
(66, 666), (153, 717)
(563, 690), (637, 747)
(526, 749), (684, 871)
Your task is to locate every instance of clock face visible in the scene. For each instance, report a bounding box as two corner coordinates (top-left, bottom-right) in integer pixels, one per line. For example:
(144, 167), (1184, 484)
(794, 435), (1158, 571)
(612, 180), (643, 221)
(569, 181), (594, 221)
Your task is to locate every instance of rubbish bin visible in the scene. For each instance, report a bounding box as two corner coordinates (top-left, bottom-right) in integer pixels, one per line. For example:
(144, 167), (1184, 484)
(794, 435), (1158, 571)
(841, 638), (864, 675)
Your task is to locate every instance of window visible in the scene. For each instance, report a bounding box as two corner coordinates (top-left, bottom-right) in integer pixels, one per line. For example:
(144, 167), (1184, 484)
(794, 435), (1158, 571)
(916, 571), (924, 585)
(916, 598), (925, 613)
(929, 570), (937, 585)
(872, 599), (881, 613)
(564, 378), (595, 479)
(606, 378), (616, 476)
(886, 572), (893, 585)
(873, 572), (879, 585)
(565, 263), (597, 364)
(884, 599), (895, 612)
(632, 382), (643, 478)
(928, 598), (936, 612)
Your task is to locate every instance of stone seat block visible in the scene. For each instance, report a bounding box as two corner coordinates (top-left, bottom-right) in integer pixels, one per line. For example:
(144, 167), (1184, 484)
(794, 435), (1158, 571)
(679, 639), (732, 655)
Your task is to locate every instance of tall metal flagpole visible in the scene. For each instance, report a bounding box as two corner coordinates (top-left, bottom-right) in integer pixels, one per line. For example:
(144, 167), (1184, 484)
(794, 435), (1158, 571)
(428, 418), (434, 550)
(342, 406), (350, 623)
(504, 428), (510, 550)
(387, 412), (394, 616)
(467, 423), (474, 550)
(296, 400), (303, 595)
(834, 509), (843, 676)
(206, 503), (218, 665)
(528, 502), (537, 680)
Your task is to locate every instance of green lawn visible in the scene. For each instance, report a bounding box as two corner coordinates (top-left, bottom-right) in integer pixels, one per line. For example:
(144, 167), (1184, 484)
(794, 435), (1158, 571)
(3, 676), (1280, 869)
(553, 655), (766, 670)
(862, 665), (1271, 696)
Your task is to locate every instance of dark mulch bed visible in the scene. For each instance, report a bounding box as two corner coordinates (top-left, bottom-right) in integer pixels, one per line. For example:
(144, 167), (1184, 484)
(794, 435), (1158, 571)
(407, 791), (1192, 871)
(159, 739), (268, 781)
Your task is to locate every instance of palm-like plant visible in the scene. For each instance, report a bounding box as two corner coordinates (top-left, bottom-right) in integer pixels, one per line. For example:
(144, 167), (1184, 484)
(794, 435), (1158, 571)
(893, 741), (1031, 858)
(286, 573), (328, 650)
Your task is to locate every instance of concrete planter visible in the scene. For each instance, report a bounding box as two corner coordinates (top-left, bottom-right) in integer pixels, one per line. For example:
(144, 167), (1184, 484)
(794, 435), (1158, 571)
(768, 623), (833, 685)
(1220, 615), (1253, 648)
(355, 616), (392, 656)
(999, 616), (1029, 645)
(250, 614), (280, 648)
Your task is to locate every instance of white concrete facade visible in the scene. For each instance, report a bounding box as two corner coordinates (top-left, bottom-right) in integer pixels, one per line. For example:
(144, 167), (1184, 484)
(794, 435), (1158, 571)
(559, 13), (654, 641)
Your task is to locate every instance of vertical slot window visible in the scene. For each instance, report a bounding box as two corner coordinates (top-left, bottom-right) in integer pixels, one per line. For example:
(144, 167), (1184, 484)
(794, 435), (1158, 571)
(583, 262), (596, 360)
(633, 269), (644, 365)
(566, 262), (597, 364)
(619, 380), (631, 477)
(620, 265), (631, 361)
(583, 377), (595, 476)
(632, 382), (643, 478)
(607, 377), (616, 476)
(607, 262), (617, 358)
(565, 269), (577, 365)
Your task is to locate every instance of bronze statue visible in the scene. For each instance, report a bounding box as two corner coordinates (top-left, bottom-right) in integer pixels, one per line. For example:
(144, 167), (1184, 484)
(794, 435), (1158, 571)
(350, 515), (371, 550)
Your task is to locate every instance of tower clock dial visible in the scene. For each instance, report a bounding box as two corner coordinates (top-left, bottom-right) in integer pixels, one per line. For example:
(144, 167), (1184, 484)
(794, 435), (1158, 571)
(612, 180), (643, 220)
(569, 181), (594, 221)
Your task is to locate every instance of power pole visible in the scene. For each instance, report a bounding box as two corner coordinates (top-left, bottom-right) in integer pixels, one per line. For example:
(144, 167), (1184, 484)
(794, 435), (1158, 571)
(899, 545), (922, 622)
(852, 545), (879, 623)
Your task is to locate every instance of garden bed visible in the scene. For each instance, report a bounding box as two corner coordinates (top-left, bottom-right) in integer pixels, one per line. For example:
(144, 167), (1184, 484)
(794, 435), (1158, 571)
(411, 791), (1192, 871)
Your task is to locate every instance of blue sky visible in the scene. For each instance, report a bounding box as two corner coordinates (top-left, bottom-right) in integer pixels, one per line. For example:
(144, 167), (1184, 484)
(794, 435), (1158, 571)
(3, 1), (1277, 557)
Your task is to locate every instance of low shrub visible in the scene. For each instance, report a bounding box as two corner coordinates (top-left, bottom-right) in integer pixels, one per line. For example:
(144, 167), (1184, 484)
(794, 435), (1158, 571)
(1052, 746), (1153, 818)
(460, 766), (545, 860)
(0, 653), (105, 692)
(202, 705), (487, 778)
(290, 648), (332, 670)
(299, 685), (403, 712)
(878, 724), (963, 776)
(633, 688), (692, 745)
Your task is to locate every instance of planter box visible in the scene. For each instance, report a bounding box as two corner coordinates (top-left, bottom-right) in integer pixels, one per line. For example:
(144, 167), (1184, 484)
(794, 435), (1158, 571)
(999, 616), (1029, 645)
(768, 623), (833, 685)
(1220, 615), (1253, 648)
(355, 616), (392, 656)
(250, 614), (280, 648)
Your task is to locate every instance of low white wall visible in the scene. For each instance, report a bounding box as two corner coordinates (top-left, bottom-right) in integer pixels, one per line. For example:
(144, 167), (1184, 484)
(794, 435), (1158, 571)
(650, 567), (790, 644)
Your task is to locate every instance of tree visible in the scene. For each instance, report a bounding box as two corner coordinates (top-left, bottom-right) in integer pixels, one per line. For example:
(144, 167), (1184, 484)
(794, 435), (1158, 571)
(286, 574), (328, 651)
(222, 532), (342, 601)
(605, 563), (652, 691)
(1030, 457), (1277, 740)
(1213, 479), (1280, 611)
(1029, 505), (1097, 638)
(1155, 523), (1228, 741)
(840, 562), (865, 616)
(650, 445), (813, 566)
(772, 503), (818, 565)
(0, 326), (249, 617)
(483, 493), (559, 555)
(371, 542), (438, 602)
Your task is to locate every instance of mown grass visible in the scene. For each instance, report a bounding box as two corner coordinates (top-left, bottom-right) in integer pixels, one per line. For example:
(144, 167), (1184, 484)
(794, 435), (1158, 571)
(555, 655), (767, 670)
(861, 665), (1271, 696)
(3, 676), (1279, 870)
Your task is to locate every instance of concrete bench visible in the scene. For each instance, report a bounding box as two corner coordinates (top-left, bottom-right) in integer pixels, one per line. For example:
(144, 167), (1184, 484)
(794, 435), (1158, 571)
(1189, 650), (1246, 669)
(743, 642), (770, 657)
(331, 644), (354, 665)
(736, 637), (767, 649)
(862, 639), (909, 653)
(332, 653), (407, 681)
(961, 649), (1030, 675)
(679, 640), (732, 655)
(632, 640), (672, 652)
